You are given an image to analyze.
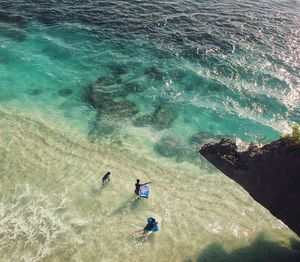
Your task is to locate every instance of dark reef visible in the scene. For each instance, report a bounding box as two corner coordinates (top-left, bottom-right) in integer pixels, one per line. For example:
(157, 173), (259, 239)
(200, 138), (300, 236)
(87, 76), (139, 118)
(133, 104), (177, 130)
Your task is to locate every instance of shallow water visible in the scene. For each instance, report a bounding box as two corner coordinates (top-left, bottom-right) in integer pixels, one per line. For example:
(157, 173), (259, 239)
(0, 108), (299, 262)
(0, 0), (299, 261)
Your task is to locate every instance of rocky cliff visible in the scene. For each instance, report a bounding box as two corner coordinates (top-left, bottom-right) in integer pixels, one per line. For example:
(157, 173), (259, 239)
(200, 138), (300, 236)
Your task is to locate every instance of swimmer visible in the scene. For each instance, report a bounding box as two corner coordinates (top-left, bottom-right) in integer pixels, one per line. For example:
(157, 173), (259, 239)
(135, 217), (159, 241)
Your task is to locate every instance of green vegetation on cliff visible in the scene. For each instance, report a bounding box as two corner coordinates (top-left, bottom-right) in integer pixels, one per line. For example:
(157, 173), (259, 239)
(281, 124), (300, 144)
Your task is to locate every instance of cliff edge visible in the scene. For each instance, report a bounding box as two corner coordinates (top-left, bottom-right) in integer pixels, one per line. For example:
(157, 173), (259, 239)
(200, 138), (300, 236)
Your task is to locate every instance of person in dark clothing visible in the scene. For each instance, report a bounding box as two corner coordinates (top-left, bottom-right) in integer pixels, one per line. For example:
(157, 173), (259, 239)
(134, 217), (159, 240)
(102, 171), (111, 185)
(134, 179), (151, 195)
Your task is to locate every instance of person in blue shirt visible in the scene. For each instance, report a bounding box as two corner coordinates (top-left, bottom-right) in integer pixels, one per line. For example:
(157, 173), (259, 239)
(134, 217), (159, 242)
(143, 217), (158, 233)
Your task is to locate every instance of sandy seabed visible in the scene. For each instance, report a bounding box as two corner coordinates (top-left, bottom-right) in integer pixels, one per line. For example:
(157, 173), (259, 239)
(0, 107), (298, 262)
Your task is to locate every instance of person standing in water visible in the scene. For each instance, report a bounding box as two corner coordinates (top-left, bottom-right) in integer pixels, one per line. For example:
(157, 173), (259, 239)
(102, 171), (111, 185)
(134, 179), (151, 195)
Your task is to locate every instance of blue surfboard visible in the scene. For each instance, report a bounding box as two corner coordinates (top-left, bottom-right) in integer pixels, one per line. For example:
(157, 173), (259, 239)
(139, 184), (150, 198)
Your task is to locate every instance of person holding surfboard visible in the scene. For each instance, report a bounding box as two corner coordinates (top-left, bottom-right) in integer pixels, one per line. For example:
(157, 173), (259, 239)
(134, 179), (151, 196)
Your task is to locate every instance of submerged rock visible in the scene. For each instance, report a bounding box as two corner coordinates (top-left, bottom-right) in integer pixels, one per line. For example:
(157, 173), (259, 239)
(88, 86), (112, 109)
(102, 100), (139, 118)
(58, 88), (73, 97)
(132, 104), (177, 130)
(200, 138), (300, 236)
(124, 81), (146, 93)
(144, 66), (164, 80)
(155, 136), (197, 163)
(207, 81), (229, 93)
(87, 77), (139, 119)
(108, 63), (128, 76)
(155, 136), (183, 158)
(28, 89), (42, 96)
(132, 115), (153, 127)
(152, 105), (177, 130)
(90, 76), (121, 100)
(88, 77), (122, 106)
(92, 94), (138, 118)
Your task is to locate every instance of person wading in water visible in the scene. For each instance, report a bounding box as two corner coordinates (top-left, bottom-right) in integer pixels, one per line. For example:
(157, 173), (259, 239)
(134, 179), (151, 195)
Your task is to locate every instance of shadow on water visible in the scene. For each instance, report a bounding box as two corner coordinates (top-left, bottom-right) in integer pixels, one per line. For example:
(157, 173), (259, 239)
(133, 231), (156, 246)
(90, 183), (110, 198)
(114, 195), (143, 215)
(195, 234), (300, 262)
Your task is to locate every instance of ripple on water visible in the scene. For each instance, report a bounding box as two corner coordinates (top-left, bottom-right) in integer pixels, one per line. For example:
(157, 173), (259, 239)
(0, 0), (299, 260)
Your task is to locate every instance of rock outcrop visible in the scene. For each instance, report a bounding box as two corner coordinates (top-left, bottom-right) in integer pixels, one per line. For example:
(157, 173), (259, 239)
(87, 77), (139, 118)
(200, 138), (300, 236)
(133, 104), (177, 130)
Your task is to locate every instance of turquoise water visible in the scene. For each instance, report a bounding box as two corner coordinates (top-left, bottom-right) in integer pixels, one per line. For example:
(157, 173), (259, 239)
(0, 0), (300, 261)
(0, 21), (295, 162)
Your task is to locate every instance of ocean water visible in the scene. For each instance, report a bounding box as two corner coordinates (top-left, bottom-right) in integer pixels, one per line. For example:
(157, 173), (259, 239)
(0, 0), (299, 261)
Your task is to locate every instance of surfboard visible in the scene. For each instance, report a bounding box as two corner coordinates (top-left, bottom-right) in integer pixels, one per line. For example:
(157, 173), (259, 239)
(139, 184), (150, 198)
